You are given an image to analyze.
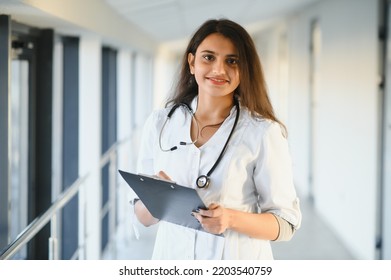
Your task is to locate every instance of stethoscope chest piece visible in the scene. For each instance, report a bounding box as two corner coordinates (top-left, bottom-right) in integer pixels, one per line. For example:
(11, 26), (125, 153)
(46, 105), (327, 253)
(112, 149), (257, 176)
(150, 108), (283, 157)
(196, 175), (210, 189)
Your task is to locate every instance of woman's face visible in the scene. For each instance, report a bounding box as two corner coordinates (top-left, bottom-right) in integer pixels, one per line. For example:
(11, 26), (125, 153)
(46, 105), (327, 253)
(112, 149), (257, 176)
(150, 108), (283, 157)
(188, 33), (240, 99)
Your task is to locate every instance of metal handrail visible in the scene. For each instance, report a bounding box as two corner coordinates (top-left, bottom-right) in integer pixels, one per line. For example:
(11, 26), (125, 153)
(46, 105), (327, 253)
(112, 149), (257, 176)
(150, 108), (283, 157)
(99, 137), (131, 259)
(0, 137), (131, 260)
(0, 175), (88, 260)
(100, 137), (130, 168)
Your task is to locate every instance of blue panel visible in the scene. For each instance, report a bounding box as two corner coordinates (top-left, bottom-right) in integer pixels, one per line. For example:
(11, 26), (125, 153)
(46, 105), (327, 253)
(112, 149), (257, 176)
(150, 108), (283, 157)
(61, 36), (79, 260)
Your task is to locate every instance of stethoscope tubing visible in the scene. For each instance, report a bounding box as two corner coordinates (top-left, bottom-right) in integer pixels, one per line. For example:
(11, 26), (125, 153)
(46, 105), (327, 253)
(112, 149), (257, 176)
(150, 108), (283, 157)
(159, 97), (240, 189)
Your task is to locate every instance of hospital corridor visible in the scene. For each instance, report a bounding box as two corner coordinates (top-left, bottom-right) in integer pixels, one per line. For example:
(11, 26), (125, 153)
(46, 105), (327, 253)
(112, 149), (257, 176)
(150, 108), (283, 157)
(0, 0), (390, 262)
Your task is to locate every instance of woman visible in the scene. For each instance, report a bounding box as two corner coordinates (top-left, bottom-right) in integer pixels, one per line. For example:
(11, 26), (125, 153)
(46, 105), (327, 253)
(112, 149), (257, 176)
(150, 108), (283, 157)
(135, 18), (301, 259)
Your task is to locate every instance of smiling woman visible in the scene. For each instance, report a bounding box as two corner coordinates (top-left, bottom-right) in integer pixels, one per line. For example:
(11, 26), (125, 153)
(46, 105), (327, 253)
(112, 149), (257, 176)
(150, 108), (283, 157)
(188, 33), (240, 100)
(187, 33), (240, 146)
(134, 18), (301, 260)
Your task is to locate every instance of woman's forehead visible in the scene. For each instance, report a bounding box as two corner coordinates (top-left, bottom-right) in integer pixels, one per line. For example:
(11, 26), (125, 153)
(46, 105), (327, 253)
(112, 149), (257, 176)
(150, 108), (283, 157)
(196, 33), (238, 55)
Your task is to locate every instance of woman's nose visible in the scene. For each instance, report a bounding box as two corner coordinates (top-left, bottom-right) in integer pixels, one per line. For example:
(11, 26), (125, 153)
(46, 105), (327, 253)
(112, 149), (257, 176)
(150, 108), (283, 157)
(212, 59), (226, 74)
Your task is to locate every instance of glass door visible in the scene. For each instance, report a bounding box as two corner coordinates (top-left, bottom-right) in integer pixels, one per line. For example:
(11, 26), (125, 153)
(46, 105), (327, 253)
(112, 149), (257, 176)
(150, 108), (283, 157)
(0, 17), (54, 259)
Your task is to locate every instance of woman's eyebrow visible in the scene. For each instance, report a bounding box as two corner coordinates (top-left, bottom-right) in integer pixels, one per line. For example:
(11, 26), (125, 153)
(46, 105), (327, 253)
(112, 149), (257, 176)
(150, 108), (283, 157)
(200, 49), (216, 54)
(200, 50), (238, 57)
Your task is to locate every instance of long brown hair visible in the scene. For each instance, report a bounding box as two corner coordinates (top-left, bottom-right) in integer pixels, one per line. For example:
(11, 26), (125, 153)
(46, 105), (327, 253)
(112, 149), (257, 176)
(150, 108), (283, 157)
(166, 18), (286, 134)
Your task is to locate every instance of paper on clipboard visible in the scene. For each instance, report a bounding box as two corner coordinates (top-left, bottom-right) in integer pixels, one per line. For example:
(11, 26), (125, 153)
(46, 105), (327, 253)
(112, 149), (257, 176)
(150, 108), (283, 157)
(119, 169), (210, 233)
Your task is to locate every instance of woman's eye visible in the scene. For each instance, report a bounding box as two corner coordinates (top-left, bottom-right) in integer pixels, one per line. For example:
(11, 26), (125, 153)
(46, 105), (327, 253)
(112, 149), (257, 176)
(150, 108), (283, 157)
(227, 58), (239, 65)
(203, 55), (214, 61)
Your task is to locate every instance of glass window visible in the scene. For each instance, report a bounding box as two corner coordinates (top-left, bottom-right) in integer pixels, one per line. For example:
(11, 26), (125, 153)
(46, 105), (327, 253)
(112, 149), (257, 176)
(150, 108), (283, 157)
(9, 59), (29, 259)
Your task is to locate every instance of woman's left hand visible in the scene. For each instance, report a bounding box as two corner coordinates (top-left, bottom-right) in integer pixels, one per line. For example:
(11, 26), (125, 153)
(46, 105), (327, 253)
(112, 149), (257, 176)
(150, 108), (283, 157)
(192, 203), (232, 235)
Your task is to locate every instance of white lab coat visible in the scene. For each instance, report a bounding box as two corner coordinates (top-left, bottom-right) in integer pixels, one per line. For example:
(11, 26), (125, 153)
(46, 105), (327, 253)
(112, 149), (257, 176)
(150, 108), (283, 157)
(137, 97), (301, 260)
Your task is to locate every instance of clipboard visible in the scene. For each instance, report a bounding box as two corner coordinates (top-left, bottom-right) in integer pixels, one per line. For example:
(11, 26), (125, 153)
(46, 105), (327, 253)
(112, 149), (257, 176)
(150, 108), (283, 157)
(119, 169), (208, 233)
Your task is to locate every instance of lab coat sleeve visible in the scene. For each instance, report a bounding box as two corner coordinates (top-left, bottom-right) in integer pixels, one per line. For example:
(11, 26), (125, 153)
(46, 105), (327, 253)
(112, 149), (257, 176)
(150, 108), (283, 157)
(253, 122), (302, 230)
(130, 111), (159, 237)
(136, 111), (158, 175)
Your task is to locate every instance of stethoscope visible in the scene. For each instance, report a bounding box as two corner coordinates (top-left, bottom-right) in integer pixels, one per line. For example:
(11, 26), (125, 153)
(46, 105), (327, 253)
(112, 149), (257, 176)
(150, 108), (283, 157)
(159, 97), (240, 189)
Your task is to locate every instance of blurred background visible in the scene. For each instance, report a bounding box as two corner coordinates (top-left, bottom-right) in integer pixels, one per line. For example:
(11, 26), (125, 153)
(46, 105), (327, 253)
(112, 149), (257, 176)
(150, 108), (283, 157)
(0, 0), (390, 260)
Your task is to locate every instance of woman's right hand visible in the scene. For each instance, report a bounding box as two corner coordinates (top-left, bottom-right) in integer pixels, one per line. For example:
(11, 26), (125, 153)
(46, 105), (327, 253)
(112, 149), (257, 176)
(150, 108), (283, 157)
(134, 199), (159, 227)
(134, 170), (171, 227)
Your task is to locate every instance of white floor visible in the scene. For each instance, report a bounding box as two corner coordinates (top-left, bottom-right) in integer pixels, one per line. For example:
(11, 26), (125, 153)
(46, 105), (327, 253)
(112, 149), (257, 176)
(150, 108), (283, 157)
(271, 198), (354, 260)
(103, 198), (354, 260)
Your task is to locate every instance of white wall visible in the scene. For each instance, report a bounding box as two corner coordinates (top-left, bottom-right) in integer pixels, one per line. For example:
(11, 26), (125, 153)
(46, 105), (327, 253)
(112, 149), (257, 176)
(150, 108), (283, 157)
(254, 0), (380, 259)
(153, 45), (182, 110)
(254, 21), (313, 197)
(117, 50), (133, 173)
(116, 49), (138, 242)
(254, 23), (290, 125)
(133, 54), (154, 129)
(78, 36), (102, 259)
(312, 0), (379, 260)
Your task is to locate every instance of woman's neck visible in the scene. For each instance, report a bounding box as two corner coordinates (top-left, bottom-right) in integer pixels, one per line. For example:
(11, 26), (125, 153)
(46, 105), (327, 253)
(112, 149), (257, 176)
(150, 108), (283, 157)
(195, 95), (234, 124)
(190, 94), (235, 147)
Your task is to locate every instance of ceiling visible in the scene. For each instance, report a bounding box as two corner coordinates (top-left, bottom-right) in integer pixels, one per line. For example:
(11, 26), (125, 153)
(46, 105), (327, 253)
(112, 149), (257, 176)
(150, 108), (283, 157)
(104, 0), (321, 43)
(0, 0), (321, 52)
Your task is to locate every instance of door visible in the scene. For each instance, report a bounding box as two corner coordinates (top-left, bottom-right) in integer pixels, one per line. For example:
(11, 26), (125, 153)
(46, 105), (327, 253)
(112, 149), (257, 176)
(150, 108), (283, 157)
(0, 15), (54, 259)
(381, 0), (391, 260)
(308, 19), (322, 203)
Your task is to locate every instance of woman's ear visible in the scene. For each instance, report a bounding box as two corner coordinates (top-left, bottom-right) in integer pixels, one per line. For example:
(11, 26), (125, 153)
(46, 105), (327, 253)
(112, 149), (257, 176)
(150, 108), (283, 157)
(188, 53), (195, 74)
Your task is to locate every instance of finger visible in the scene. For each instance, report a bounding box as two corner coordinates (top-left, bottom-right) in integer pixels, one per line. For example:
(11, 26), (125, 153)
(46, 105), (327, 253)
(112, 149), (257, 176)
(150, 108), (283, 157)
(157, 170), (171, 180)
(198, 204), (221, 218)
(191, 212), (201, 223)
(192, 213), (210, 229)
(208, 203), (219, 210)
(196, 203), (216, 216)
(192, 214), (224, 234)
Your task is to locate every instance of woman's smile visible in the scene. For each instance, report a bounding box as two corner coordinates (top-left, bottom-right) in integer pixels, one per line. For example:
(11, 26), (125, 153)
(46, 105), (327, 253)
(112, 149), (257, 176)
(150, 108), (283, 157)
(207, 76), (229, 85)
